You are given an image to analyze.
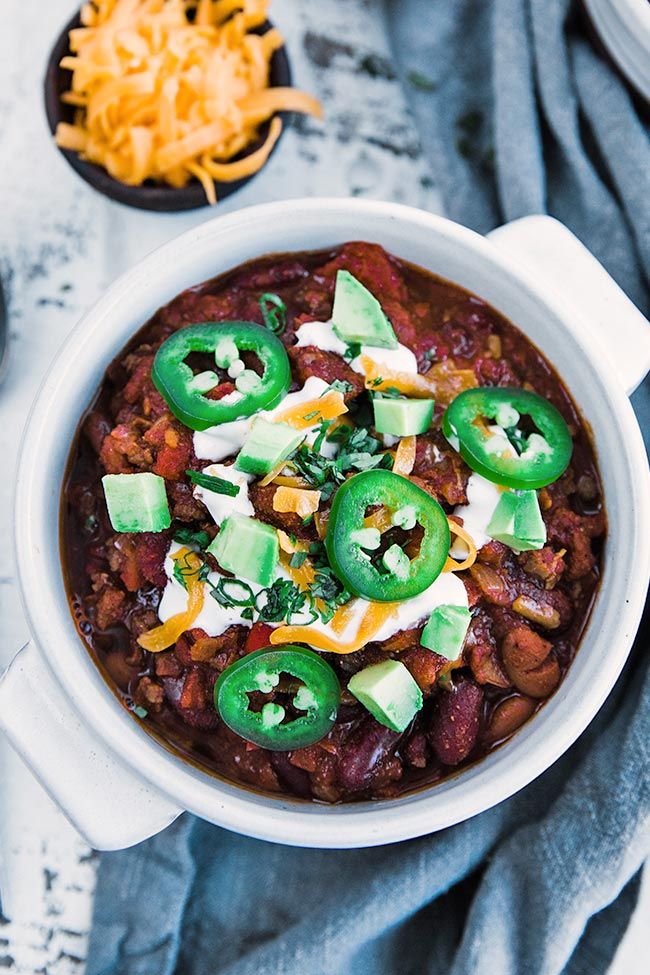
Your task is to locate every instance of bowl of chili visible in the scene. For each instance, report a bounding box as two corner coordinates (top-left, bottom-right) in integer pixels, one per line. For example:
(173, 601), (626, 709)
(1, 199), (648, 850)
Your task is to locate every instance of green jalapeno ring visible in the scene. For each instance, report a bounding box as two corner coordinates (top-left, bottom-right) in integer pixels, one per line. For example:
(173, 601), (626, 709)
(214, 646), (340, 750)
(325, 469), (450, 602)
(152, 321), (291, 432)
(442, 387), (573, 490)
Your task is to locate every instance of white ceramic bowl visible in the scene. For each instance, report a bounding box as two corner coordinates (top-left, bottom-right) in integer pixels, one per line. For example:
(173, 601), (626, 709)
(583, 0), (650, 101)
(1, 199), (649, 851)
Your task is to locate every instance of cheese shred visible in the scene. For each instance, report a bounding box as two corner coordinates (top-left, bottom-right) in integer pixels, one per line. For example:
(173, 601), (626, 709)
(55, 0), (323, 202)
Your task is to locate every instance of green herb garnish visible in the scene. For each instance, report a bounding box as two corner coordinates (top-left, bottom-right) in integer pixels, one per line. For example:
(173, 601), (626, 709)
(210, 577), (256, 607)
(343, 343), (362, 362)
(172, 527), (211, 549)
(173, 551), (211, 590)
(185, 470), (240, 496)
(259, 293), (287, 334)
(209, 573), (316, 625)
(323, 379), (353, 396)
(290, 551), (308, 568)
(290, 424), (391, 500)
(256, 579), (317, 625)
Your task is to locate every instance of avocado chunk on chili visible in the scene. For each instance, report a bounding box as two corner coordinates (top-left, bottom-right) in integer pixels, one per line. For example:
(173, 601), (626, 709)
(208, 513), (279, 586)
(102, 472), (171, 533)
(421, 604), (471, 660)
(331, 270), (398, 348)
(235, 418), (305, 476)
(152, 321), (291, 431)
(214, 646), (340, 749)
(486, 489), (547, 552)
(348, 659), (423, 732)
(373, 397), (434, 436)
(442, 387), (572, 490)
(325, 469), (450, 601)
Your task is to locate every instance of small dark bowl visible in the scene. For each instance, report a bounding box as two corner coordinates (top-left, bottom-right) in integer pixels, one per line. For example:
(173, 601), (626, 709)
(44, 12), (292, 212)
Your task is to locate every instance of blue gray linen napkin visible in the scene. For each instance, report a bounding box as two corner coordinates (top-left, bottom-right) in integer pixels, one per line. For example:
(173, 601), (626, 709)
(86, 2), (650, 973)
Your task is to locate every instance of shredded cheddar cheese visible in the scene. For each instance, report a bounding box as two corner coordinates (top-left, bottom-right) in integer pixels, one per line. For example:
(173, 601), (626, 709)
(392, 436), (417, 477)
(273, 485), (321, 518)
(272, 389), (347, 429)
(55, 0), (323, 203)
(270, 600), (398, 655)
(360, 356), (437, 398)
(138, 548), (204, 651)
(364, 507), (393, 533)
(444, 519), (478, 573)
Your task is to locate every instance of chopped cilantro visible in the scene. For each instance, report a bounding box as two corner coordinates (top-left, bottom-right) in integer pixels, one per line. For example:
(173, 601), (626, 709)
(172, 527), (211, 550)
(289, 551), (308, 568)
(290, 423), (391, 500)
(343, 343), (362, 361)
(185, 470), (239, 496)
(256, 579), (317, 625)
(324, 379), (354, 395)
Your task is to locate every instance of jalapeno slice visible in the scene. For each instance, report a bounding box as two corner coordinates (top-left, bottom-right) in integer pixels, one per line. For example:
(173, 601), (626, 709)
(325, 469), (450, 602)
(152, 321), (291, 431)
(214, 646), (340, 750)
(442, 387), (572, 490)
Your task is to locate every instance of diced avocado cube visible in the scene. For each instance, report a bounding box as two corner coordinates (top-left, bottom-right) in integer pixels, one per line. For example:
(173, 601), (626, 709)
(348, 659), (423, 732)
(420, 604), (471, 660)
(486, 490), (547, 552)
(101, 473), (171, 533)
(235, 418), (305, 476)
(373, 397), (434, 436)
(207, 513), (279, 586)
(331, 270), (398, 349)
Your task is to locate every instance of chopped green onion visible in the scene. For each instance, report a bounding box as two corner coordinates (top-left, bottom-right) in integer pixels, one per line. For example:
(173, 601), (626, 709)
(259, 293), (287, 334)
(186, 470), (240, 496)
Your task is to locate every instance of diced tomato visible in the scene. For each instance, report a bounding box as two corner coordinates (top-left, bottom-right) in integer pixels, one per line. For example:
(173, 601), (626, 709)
(244, 623), (275, 654)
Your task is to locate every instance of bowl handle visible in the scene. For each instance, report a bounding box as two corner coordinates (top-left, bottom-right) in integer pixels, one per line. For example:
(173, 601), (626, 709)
(0, 641), (182, 850)
(488, 215), (650, 395)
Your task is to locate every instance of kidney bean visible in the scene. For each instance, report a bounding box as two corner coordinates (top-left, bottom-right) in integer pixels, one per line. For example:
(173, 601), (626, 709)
(428, 680), (483, 766)
(512, 656), (560, 698)
(270, 752), (313, 798)
(337, 718), (402, 792)
(501, 627), (560, 698)
(467, 644), (511, 688)
(486, 695), (537, 742)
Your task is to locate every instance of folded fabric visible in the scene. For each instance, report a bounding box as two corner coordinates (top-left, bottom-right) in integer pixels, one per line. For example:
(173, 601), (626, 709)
(390, 0), (650, 315)
(86, 2), (650, 973)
